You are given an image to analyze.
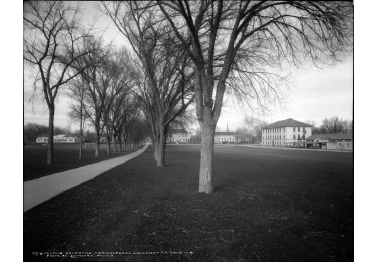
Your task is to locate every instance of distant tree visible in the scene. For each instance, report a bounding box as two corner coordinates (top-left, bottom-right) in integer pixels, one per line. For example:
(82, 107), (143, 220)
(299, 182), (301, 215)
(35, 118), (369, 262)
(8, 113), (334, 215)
(101, 1), (195, 166)
(305, 120), (319, 134)
(235, 127), (249, 134)
(318, 117), (353, 134)
(24, 123), (49, 142)
(127, 119), (152, 146)
(24, 1), (97, 164)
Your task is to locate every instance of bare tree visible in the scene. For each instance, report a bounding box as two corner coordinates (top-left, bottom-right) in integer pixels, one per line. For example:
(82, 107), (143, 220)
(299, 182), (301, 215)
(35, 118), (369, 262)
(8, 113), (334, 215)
(23, 1), (98, 164)
(104, 83), (139, 154)
(24, 123), (49, 142)
(157, 0), (353, 193)
(101, 1), (196, 166)
(305, 120), (319, 134)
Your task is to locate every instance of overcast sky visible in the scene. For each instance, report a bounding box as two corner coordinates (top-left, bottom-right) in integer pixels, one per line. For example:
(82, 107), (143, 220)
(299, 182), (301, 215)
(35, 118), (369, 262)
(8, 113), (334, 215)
(23, 1), (353, 132)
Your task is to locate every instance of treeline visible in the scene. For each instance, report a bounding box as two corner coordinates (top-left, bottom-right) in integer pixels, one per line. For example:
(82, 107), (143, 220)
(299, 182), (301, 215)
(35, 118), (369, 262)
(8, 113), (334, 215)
(24, 123), (72, 142)
(307, 117), (353, 135)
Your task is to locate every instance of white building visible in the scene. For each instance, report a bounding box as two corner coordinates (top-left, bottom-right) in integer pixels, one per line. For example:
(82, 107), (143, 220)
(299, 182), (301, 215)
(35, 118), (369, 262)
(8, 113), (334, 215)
(36, 134), (79, 143)
(214, 132), (235, 144)
(234, 133), (252, 144)
(36, 137), (48, 143)
(306, 133), (353, 151)
(262, 118), (312, 147)
(167, 129), (191, 142)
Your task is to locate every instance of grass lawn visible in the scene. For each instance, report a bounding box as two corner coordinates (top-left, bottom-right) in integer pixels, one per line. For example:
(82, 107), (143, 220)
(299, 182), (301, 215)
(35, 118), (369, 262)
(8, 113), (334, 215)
(24, 145), (353, 261)
(23, 143), (139, 181)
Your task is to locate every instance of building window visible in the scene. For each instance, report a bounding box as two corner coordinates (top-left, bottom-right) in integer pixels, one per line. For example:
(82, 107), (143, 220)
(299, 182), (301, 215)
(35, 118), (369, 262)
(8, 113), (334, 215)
(293, 127), (295, 132)
(298, 127), (300, 132)
(298, 134), (300, 140)
(293, 134), (295, 140)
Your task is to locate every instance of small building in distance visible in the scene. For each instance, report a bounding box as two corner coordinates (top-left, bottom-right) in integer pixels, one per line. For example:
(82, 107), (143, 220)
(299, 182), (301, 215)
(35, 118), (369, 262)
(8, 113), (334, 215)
(262, 118), (312, 147)
(306, 133), (353, 151)
(214, 132), (235, 144)
(167, 129), (191, 143)
(36, 134), (79, 143)
(36, 137), (48, 143)
(234, 133), (252, 144)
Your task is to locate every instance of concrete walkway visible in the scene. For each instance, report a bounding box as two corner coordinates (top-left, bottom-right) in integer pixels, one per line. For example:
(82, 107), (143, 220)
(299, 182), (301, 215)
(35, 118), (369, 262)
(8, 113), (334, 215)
(24, 143), (150, 212)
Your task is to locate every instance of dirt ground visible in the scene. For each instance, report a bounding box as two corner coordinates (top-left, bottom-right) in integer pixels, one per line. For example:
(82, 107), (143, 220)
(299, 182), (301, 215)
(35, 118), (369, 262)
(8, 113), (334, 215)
(24, 144), (353, 261)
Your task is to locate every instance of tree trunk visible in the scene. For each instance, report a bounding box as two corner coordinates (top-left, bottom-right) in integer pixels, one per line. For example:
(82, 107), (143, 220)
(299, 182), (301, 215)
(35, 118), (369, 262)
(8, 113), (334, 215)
(153, 139), (159, 160)
(47, 107), (55, 165)
(107, 140), (111, 155)
(95, 127), (100, 157)
(157, 126), (167, 166)
(118, 137), (122, 153)
(113, 136), (117, 154)
(123, 133), (128, 152)
(198, 120), (216, 194)
(79, 101), (83, 161)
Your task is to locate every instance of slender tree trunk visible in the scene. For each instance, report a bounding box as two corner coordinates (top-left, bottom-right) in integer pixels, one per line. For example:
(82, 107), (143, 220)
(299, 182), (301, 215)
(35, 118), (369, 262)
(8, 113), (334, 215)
(118, 137), (122, 153)
(198, 118), (216, 194)
(47, 106), (55, 165)
(95, 126), (100, 157)
(113, 135), (117, 154)
(107, 140), (111, 155)
(79, 100), (83, 161)
(123, 133), (127, 152)
(157, 126), (167, 166)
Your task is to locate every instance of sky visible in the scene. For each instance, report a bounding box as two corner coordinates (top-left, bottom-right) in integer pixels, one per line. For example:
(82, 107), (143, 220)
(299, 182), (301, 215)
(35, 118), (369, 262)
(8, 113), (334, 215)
(23, 1), (353, 132)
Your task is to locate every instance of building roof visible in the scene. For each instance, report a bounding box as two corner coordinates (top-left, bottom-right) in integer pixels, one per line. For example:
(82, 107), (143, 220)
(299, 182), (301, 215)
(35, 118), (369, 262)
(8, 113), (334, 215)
(215, 132), (235, 136)
(264, 118), (312, 129)
(305, 134), (332, 140)
(306, 133), (353, 141)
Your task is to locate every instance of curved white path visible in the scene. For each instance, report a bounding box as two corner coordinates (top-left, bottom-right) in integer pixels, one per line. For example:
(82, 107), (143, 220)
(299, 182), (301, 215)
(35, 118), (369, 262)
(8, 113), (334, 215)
(24, 143), (150, 212)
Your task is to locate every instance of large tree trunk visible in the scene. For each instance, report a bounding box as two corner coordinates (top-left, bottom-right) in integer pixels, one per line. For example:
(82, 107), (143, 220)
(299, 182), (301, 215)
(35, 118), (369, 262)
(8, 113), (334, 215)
(198, 117), (216, 194)
(153, 138), (159, 161)
(156, 126), (167, 167)
(47, 107), (54, 165)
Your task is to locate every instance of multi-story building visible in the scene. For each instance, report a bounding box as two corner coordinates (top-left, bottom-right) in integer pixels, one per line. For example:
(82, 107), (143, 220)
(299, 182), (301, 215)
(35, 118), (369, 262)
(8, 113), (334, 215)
(261, 118), (312, 147)
(167, 129), (191, 142)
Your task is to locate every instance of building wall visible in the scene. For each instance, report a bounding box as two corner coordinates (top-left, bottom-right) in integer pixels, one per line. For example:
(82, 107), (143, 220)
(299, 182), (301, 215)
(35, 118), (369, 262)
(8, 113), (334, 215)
(214, 135), (235, 144)
(36, 136), (78, 143)
(235, 137), (251, 143)
(36, 137), (48, 143)
(167, 133), (191, 142)
(262, 126), (312, 146)
(328, 140), (353, 151)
